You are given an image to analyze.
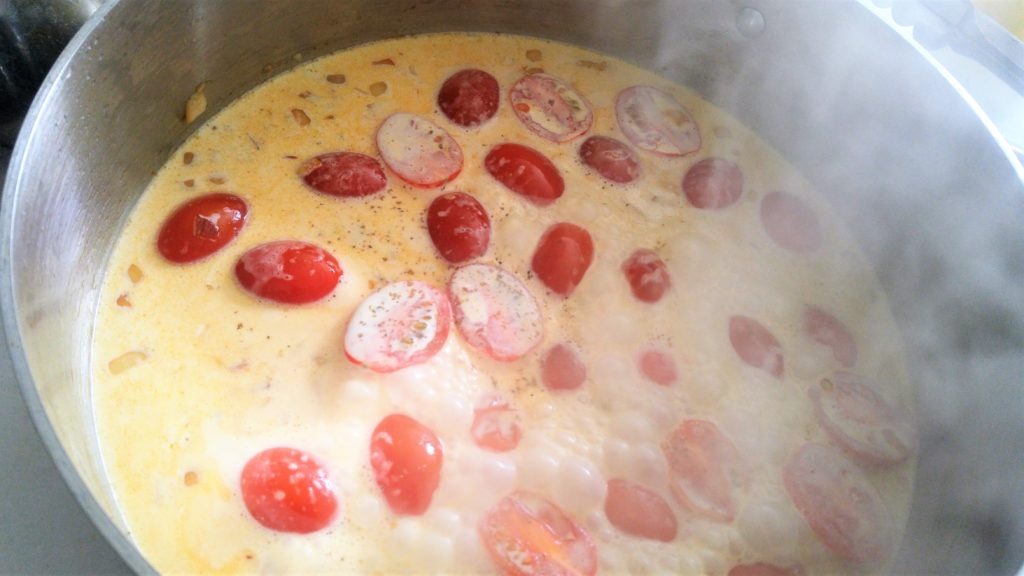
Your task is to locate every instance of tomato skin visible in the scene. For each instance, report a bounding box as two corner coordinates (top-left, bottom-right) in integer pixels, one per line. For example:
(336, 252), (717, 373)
(729, 315), (785, 378)
(471, 398), (522, 452)
(240, 447), (337, 534)
(760, 191), (822, 253)
(604, 479), (678, 542)
(235, 241), (342, 304)
(804, 306), (858, 368)
(662, 419), (745, 522)
(579, 135), (640, 184)
(638, 347), (678, 386)
(622, 249), (671, 303)
(485, 143), (565, 206)
(437, 68), (500, 127)
(540, 342), (586, 391)
(300, 152), (387, 198)
(509, 73), (593, 142)
(478, 491), (598, 576)
(427, 192), (491, 263)
(683, 157), (743, 209)
(370, 414), (444, 516)
(531, 222), (594, 297)
(157, 193), (248, 263)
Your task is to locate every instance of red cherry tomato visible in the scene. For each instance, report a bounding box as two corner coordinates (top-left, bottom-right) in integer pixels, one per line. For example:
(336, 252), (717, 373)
(437, 68), (500, 127)
(235, 241), (341, 304)
(804, 306), (858, 368)
(638, 346), (678, 386)
(344, 281), (451, 373)
(300, 151), (387, 198)
(484, 143), (565, 206)
(662, 419), (745, 522)
(540, 342), (586, 391)
(579, 135), (640, 184)
(682, 157), (743, 209)
(729, 563), (806, 576)
(471, 397), (522, 452)
(156, 193), (248, 263)
(761, 191), (822, 253)
(240, 447), (337, 534)
(616, 85), (700, 156)
(509, 73), (593, 142)
(604, 478), (678, 542)
(377, 113), (463, 187)
(784, 443), (891, 564)
(729, 315), (785, 378)
(449, 264), (543, 361)
(478, 491), (597, 576)
(370, 414), (443, 516)
(531, 222), (594, 297)
(427, 192), (491, 263)
(810, 372), (916, 465)
(622, 249), (671, 303)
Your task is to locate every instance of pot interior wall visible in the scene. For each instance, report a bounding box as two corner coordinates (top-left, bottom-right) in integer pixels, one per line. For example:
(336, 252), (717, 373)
(4, 0), (1023, 573)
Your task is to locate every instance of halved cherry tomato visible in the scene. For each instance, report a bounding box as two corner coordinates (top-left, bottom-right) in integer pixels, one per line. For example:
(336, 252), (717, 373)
(604, 478), (678, 542)
(662, 419), (745, 522)
(484, 143), (565, 206)
(761, 191), (822, 253)
(437, 68), (500, 127)
(531, 222), (594, 297)
(622, 249), (671, 303)
(370, 414), (443, 516)
(509, 73), (593, 142)
(471, 397), (522, 452)
(540, 342), (586, 391)
(300, 151), (387, 198)
(810, 372), (916, 465)
(377, 113), (463, 187)
(616, 85), (700, 156)
(729, 315), (785, 378)
(784, 443), (891, 564)
(427, 192), (491, 263)
(240, 447), (337, 534)
(728, 563), (806, 576)
(682, 157), (743, 209)
(157, 193), (248, 263)
(804, 306), (858, 368)
(344, 280), (451, 373)
(638, 346), (678, 386)
(235, 241), (341, 304)
(579, 135), (640, 184)
(478, 491), (597, 576)
(448, 264), (543, 361)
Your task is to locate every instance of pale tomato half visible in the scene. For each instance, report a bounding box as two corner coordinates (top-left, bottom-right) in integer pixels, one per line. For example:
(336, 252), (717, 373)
(662, 419), (746, 522)
(616, 85), (700, 156)
(449, 264), (543, 361)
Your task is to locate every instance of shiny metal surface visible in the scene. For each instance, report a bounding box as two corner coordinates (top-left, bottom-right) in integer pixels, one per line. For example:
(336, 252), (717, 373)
(2, 1), (1023, 574)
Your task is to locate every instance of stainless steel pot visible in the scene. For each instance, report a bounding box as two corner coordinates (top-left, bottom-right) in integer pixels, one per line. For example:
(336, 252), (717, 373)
(3, 0), (1023, 574)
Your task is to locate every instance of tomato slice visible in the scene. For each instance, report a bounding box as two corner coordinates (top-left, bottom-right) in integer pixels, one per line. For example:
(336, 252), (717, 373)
(157, 193), (248, 263)
(662, 419), (745, 522)
(622, 249), (671, 303)
(604, 478), (678, 542)
(616, 85), (700, 156)
(760, 191), (822, 254)
(682, 157), (743, 209)
(531, 222), (594, 297)
(240, 447), (337, 534)
(370, 414), (444, 516)
(471, 397), (522, 452)
(578, 135), (640, 184)
(437, 68), (500, 127)
(377, 113), (463, 187)
(638, 346), (678, 386)
(509, 73), (593, 143)
(784, 443), (891, 564)
(344, 280), (451, 373)
(810, 372), (916, 465)
(728, 563), (806, 576)
(427, 191), (491, 263)
(478, 491), (598, 576)
(448, 264), (543, 361)
(299, 151), (387, 197)
(540, 342), (586, 391)
(484, 143), (565, 206)
(803, 306), (858, 368)
(235, 241), (341, 304)
(729, 315), (785, 379)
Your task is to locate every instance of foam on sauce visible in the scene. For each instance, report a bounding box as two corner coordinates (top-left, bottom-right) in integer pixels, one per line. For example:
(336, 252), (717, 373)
(92, 33), (916, 574)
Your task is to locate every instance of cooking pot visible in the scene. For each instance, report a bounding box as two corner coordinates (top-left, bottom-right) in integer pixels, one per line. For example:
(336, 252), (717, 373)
(3, 0), (1023, 573)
